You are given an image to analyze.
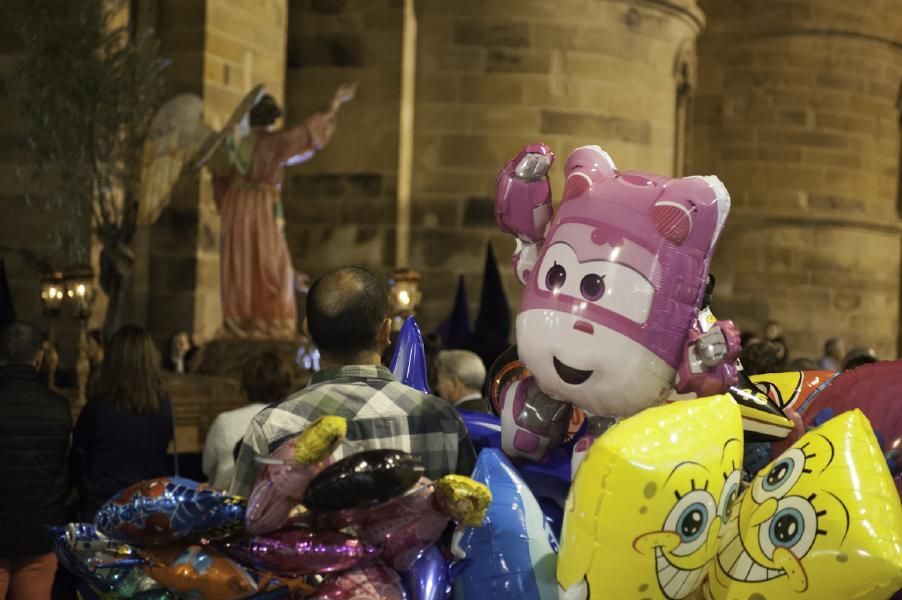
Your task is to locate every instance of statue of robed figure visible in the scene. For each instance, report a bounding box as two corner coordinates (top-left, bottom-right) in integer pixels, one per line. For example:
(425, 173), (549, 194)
(138, 82), (356, 339)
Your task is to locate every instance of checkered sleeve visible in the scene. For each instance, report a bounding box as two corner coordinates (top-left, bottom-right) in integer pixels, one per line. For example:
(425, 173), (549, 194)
(229, 414), (270, 497)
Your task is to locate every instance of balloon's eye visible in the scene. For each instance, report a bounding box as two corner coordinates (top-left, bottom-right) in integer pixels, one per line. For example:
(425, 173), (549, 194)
(545, 262), (567, 291)
(764, 458), (793, 491)
(663, 488), (717, 557)
(676, 502), (708, 543)
(580, 274), (606, 301)
(758, 497), (819, 560)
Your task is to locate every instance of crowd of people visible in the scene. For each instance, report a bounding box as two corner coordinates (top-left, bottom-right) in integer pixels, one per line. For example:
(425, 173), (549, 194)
(738, 319), (879, 376)
(0, 266), (494, 599)
(0, 265), (886, 599)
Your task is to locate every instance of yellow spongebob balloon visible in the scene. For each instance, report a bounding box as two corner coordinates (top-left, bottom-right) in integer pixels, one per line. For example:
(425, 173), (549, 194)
(558, 394), (743, 599)
(704, 409), (902, 600)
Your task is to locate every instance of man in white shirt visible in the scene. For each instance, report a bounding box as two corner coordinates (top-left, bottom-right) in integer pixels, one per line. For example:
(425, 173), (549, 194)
(203, 351), (294, 489)
(436, 350), (488, 412)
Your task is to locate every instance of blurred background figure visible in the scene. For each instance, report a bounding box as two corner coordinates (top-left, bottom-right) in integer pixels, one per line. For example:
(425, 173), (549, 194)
(436, 350), (488, 412)
(818, 337), (845, 372)
(71, 325), (173, 521)
(162, 330), (195, 374)
(202, 350), (294, 489)
(740, 331), (760, 349)
(763, 319), (782, 342)
(0, 321), (70, 600)
(740, 340), (785, 376)
(842, 346), (878, 371)
(788, 357), (818, 371)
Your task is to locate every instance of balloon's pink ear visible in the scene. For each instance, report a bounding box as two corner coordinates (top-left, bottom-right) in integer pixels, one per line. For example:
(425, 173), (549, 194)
(561, 172), (591, 202)
(561, 145), (617, 202)
(651, 200), (693, 245)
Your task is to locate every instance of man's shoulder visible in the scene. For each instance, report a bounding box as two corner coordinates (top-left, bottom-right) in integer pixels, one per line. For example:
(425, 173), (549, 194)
(259, 379), (454, 419)
(0, 375), (69, 409)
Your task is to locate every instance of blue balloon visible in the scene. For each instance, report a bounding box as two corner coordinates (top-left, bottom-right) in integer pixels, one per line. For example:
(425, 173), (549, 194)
(451, 449), (559, 600)
(402, 545), (451, 600)
(390, 316), (430, 393)
(95, 477), (246, 546)
(458, 409), (571, 521)
(458, 410), (502, 454)
(54, 523), (171, 599)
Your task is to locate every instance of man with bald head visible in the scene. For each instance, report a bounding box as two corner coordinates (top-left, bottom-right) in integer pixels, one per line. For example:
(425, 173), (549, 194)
(231, 267), (476, 495)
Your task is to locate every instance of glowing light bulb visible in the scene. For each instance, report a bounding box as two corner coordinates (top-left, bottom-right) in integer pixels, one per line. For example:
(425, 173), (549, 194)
(77, 284), (86, 297)
(399, 290), (411, 306)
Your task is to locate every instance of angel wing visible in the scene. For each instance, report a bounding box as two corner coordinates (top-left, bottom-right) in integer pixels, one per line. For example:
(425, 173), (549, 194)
(138, 94), (213, 226)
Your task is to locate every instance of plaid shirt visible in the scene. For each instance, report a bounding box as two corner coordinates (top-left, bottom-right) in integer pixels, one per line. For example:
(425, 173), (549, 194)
(230, 365), (476, 496)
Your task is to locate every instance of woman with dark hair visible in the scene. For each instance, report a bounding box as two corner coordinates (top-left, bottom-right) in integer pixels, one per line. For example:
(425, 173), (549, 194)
(71, 325), (173, 520)
(202, 351), (294, 489)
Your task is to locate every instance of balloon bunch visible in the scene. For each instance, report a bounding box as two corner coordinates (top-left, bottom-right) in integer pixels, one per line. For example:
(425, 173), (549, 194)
(55, 416), (492, 600)
(235, 415), (491, 599)
(56, 478), (303, 599)
(554, 396), (902, 600)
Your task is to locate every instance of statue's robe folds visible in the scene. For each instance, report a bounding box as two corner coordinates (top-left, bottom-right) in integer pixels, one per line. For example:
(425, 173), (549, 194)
(212, 120), (325, 339)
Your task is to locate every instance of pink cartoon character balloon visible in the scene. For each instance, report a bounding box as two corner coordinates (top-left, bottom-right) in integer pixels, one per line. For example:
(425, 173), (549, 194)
(495, 143), (740, 462)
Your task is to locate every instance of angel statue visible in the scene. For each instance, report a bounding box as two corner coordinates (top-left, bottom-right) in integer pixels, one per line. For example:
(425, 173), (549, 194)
(139, 82), (356, 339)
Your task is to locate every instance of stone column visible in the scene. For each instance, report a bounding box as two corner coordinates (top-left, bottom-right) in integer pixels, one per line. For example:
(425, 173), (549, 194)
(409, 0), (705, 327)
(691, 0), (902, 358)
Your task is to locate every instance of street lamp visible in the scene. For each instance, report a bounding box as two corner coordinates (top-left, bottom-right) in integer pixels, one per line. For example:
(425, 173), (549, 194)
(65, 267), (95, 408)
(39, 272), (65, 390)
(388, 268), (422, 331)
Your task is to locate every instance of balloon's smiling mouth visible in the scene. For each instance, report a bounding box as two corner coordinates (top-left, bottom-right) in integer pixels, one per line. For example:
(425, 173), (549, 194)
(654, 548), (706, 599)
(553, 356), (593, 385)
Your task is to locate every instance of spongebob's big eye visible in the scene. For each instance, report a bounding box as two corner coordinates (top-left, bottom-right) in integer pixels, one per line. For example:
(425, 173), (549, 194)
(718, 470), (742, 523)
(545, 262), (566, 290)
(757, 496), (818, 560)
(664, 489), (717, 557)
(752, 448), (807, 503)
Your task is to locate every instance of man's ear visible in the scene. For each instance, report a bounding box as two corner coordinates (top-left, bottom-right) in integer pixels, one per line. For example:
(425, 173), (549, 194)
(377, 318), (392, 347)
(32, 350), (44, 371)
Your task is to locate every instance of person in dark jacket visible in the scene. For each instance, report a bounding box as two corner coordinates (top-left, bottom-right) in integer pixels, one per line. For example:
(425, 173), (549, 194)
(71, 325), (173, 521)
(0, 321), (71, 600)
(435, 350), (489, 412)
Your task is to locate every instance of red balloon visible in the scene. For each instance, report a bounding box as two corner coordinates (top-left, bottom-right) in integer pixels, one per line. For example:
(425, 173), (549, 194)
(798, 361), (902, 492)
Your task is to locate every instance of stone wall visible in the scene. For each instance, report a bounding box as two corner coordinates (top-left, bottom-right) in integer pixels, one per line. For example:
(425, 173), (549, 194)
(691, 0), (902, 359)
(282, 0), (403, 326)
(283, 0), (703, 331)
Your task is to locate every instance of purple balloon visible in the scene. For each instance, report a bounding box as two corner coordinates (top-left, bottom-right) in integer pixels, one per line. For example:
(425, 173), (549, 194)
(390, 317), (430, 394)
(220, 527), (380, 576)
(314, 478), (449, 572)
(402, 546), (450, 600)
(310, 565), (408, 600)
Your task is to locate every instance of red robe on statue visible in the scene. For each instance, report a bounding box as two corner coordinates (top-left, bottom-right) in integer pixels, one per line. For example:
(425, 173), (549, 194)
(212, 117), (329, 339)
